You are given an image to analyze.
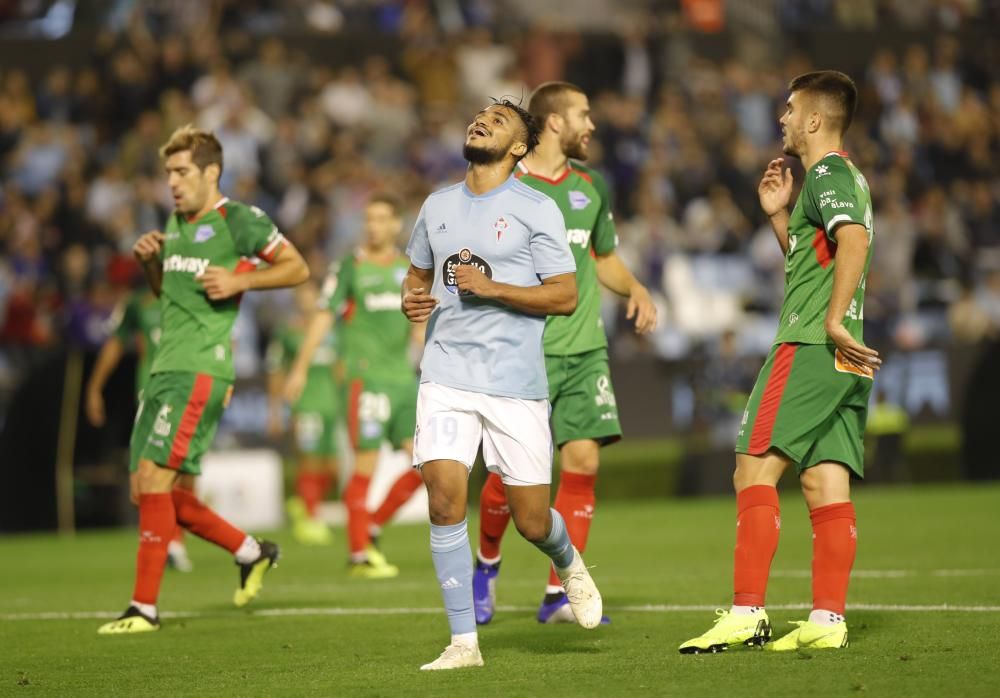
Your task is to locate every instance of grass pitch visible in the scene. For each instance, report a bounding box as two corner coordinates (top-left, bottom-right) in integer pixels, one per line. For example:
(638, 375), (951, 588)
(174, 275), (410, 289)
(2, 483), (999, 696)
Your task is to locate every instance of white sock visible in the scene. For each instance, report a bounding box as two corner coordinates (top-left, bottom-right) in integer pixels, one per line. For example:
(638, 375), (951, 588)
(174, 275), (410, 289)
(545, 584), (564, 595)
(130, 600), (157, 618)
(730, 605), (763, 616)
(167, 540), (186, 554)
(369, 524), (382, 537)
(477, 551), (501, 566)
(809, 609), (845, 626)
(234, 536), (261, 564)
(451, 632), (478, 647)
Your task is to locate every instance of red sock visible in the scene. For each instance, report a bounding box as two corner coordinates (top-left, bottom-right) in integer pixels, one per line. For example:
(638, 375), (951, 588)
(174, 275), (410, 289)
(733, 485), (781, 607)
(810, 501), (857, 615)
(297, 472), (327, 517)
(171, 526), (185, 544)
(547, 471), (597, 587)
(344, 474), (371, 555)
(132, 493), (175, 606)
(372, 470), (423, 527)
(172, 487), (246, 554)
(478, 472), (510, 560)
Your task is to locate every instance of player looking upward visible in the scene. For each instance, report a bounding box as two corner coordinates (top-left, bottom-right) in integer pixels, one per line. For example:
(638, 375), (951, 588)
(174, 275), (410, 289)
(98, 125), (310, 635)
(266, 280), (341, 546)
(473, 81), (657, 625)
(679, 71), (879, 654)
(86, 287), (193, 572)
(284, 195), (424, 579)
(403, 99), (603, 671)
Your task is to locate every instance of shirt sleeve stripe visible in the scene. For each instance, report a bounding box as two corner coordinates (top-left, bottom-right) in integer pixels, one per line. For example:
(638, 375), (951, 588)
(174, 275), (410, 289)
(259, 234), (288, 262)
(825, 214), (857, 232)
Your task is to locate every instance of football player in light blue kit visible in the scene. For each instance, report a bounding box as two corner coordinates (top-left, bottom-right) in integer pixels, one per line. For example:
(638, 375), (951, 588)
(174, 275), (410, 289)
(403, 99), (605, 671)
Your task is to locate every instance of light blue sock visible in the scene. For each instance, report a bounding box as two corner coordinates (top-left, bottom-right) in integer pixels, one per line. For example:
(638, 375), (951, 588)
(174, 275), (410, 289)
(532, 508), (575, 570)
(429, 520), (476, 636)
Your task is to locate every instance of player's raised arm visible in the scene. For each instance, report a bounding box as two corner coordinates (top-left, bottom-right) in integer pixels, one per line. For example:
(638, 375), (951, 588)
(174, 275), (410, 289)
(758, 158), (793, 254)
(133, 230), (165, 296)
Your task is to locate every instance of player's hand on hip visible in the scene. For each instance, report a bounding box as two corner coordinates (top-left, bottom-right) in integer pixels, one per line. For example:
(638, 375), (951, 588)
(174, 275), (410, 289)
(197, 265), (248, 300)
(827, 324), (881, 371)
(626, 283), (657, 334)
(85, 389), (106, 427)
(403, 287), (438, 322)
(454, 264), (495, 298)
(758, 158), (793, 217)
(133, 230), (165, 263)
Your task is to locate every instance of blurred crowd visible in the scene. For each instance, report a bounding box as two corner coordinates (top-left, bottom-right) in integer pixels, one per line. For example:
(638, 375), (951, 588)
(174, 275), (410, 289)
(1, 0), (999, 397)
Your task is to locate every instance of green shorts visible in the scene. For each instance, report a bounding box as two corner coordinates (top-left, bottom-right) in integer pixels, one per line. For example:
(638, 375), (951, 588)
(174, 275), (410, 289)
(735, 343), (873, 477)
(293, 410), (340, 457)
(546, 348), (623, 448)
(345, 375), (417, 452)
(130, 371), (232, 475)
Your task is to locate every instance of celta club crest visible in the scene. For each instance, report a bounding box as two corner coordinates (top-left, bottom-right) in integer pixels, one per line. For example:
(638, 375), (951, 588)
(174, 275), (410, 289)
(493, 216), (509, 242)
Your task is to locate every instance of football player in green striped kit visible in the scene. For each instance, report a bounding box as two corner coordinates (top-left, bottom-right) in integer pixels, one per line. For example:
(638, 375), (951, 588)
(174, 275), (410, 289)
(98, 125), (310, 635)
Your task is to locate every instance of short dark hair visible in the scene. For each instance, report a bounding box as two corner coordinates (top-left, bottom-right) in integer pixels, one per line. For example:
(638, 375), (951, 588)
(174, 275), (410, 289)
(493, 97), (540, 160)
(159, 124), (224, 174)
(368, 192), (402, 216)
(528, 81), (585, 130)
(788, 70), (858, 135)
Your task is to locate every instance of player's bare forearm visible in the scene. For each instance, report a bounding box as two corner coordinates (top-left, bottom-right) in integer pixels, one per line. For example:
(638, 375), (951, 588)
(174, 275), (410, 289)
(87, 336), (125, 396)
(484, 273), (577, 317)
(402, 264), (438, 323)
(824, 224), (868, 333)
(290, 309), (334, 377)
(595, 252), (638, 297)
(769, 210), (790, 255)
(243, 245), (310, 291)
(141, 261), (163, 297)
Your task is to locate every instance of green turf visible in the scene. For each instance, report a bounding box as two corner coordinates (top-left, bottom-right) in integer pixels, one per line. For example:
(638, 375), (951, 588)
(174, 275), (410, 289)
(2, 484), (999, 696)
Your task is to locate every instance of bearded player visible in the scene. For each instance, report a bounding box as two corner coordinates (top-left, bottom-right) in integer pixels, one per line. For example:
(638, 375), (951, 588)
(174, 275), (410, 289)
(98, 125), (309, 634)
(680, 71), (879, 654)
(473, 82), (657, 625)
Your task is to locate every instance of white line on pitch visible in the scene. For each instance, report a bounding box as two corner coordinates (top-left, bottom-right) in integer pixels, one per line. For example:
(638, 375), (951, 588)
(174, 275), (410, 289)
(3, 603), (999, 622)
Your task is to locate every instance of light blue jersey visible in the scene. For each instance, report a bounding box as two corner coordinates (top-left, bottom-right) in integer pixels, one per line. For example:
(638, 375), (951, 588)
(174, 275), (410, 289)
(406, 176), (576, 400)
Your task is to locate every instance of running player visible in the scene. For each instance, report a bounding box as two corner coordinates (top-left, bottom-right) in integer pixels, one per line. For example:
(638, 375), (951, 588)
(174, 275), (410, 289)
(86, 286), (193, 572)
(403, 99), (602, 671)
(98, 125), (310, 634)
(679, 71), (879, 654)
(473, 82), (657, 625)
(266, 280), (340, 546)
(284, 194), (423, 579)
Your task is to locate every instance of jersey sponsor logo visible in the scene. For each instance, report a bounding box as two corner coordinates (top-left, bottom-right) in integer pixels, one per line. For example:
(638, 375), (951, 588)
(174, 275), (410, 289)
(568, 190), (591, 210)
(194, 225), (215, 243)
(164, 254), (210, 276)
(442, 248), (492, 296)
(815, 164), (831, 178)
(153, 404), (173, 437)
(820, 197), (855, 210)
(434, 222), (447, 234)
(594, 375), (617, 408)
(363, 291), (402, 312)
(493, 216), (509, 242)
(566, 228), (591, 248)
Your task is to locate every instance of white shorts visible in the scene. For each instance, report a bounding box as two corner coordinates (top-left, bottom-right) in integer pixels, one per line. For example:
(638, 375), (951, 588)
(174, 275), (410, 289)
(412, 382), (552, 486)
